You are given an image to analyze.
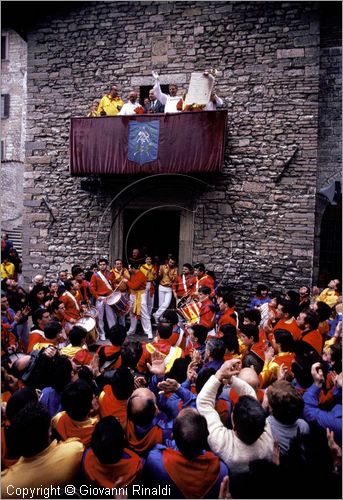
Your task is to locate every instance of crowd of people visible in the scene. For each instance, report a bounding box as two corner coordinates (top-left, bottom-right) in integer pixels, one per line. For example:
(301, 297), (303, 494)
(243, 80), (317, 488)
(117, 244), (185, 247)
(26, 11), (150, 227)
(87, 71), (224, 117)
(1, 245), (342, 498)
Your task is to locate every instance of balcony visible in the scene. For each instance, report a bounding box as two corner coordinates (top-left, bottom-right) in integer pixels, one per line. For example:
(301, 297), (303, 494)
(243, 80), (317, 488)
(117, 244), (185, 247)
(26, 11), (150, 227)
(70, 110), (227, 176)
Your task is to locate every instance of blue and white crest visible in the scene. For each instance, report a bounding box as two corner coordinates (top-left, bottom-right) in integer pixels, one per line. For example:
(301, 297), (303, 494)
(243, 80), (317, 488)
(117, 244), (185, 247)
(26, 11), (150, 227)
(128, 120), (160, 165)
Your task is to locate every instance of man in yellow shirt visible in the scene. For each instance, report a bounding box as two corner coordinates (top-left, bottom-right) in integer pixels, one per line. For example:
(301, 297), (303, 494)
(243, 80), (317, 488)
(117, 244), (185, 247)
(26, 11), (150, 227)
(96, 85), (124, 116)
(315, 278), (341, 309)
(1, 258), (15, 279)
(1, 402), (84, 497)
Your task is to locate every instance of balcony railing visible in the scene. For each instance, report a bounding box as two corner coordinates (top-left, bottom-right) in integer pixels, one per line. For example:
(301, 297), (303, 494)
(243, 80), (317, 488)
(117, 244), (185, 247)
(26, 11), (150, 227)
(70, 110), (227, 176)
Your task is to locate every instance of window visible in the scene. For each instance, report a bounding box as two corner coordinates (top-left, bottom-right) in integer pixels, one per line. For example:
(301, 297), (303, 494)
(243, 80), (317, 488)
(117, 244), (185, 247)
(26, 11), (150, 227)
(1, 94), (10, 118)
(1, 35), (8, 60)
(1, 140), (5, 161)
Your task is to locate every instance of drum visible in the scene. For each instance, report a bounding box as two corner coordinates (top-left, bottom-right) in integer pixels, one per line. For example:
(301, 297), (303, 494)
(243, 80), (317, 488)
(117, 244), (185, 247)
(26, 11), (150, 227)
(105, 291), (130, 316)
(83, 306), (98, 320)
(178, 301), (200, 325)
(76, 316), (99, 345)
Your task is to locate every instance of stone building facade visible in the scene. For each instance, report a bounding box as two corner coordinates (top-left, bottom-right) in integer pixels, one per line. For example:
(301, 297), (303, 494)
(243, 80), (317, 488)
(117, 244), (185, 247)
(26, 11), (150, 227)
(17, 1), (341, 299)
(1, 28), (27, 230)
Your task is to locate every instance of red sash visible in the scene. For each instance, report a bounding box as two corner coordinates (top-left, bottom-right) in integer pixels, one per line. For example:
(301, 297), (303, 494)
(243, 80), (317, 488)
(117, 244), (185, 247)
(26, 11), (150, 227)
(99, 385), (127, 428)
(163, 448), (220, 498)
(126, 419), (162, 455)
(53, 411), (98, 447)
(84, 448), (142, 488)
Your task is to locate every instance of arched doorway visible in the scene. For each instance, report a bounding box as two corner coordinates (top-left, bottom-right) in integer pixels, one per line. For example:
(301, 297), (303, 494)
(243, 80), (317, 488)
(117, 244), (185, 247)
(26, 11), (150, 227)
(318, 200), (342, 286)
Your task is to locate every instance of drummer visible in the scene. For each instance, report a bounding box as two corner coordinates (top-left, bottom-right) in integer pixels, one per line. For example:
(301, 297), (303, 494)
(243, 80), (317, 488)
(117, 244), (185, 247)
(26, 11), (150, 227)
(109, 259), (130, 327)
(59, 279), (83, 334)
(90, 258), (116, 341)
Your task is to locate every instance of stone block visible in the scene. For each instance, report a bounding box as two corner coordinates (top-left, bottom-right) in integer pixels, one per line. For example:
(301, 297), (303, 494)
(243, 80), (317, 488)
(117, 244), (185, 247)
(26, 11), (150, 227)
(276, 48), (305, 59)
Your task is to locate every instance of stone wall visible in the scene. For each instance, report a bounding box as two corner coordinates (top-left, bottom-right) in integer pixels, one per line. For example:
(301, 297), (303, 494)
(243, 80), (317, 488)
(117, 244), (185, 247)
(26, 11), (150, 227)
(1, 29), (27, 229)
(22, 1), (337, 298)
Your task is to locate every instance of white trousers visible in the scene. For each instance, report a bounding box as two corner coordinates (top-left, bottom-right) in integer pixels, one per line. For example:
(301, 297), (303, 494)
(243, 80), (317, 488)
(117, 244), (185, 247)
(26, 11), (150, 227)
(145, 282), (154, 316)
(96, 298), (116, 338)
(155, 284), (173, 320)
(127, 291), (152, 338)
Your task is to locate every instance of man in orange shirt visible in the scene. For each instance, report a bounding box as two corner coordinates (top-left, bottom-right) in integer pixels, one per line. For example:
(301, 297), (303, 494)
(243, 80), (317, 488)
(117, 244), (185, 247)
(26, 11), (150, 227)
(27, 308), (51, 353)
(217, 292), (237, 330)
(296, 309), (323, 355)
(192, 263), (215, 298)
(123, 266), (152, 338)
(59, 279), (82, 334)
(197, 286), (216, 331)
(173, 263), (196, 303)
(272, 300), (302, 342)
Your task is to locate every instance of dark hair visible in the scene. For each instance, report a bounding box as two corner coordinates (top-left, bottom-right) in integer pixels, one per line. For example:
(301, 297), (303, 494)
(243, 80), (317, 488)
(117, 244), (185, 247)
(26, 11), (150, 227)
(233, 396), (266, 444)
(316, 301), (332, 322)
(68, 325), (87, 346)
(220, 324), (239, 354)
(173, 409), (209, 459)
(91, 416), (124, 464)
(240, 324), (259, 343)
(121, 340), (143, 369)
(183, 263), (193, 272)
(191, 324), (208, 345)
(255, 284), (268, 297)
(279, 300), (298, 319)
(65, 279), (78, 292)
(49, 355), (74, 393)
(267, 380), (304, 424)
(195, 367), (216, 394)
(44, 321), (62, 340)
(6, 387), (38, 424)
(291, 350), (322, 388)
(198, 285), (211, 296)
(168, 358), (190, 384)
(127, 395), (156, 427)
(162, 309), (179, 325)
(286, 290), (300, 303)
(108, 325), (127, 346)
(222, 292), (236, 308)
(98, 258), (109, 265)
(244, 308), (261, 325)
(242, 352), (264, 375)
(157, 322), (173, 339)
(110, 366), (135, 400)
(71, 267), (83, 277)
(61, 380), (93, 421)
(50, 299), (62, 313)
(32, 308), (48, 326)
(194, 263), (205, 273)
(274, 329), (295, 353)
(206, 338), (225, 361)
(11, 402), (50, 457)
(301, 309), (320, 330)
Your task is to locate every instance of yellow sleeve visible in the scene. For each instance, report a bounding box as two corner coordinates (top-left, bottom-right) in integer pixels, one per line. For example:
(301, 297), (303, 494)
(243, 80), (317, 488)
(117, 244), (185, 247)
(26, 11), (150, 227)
(96, 96), (106, 116)
(260, 360), (279, 388)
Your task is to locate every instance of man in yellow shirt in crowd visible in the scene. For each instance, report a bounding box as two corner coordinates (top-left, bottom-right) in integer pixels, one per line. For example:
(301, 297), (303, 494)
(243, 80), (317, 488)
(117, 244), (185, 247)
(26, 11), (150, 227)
(96, 85), (124, 116)
(1, 257), (15, 279)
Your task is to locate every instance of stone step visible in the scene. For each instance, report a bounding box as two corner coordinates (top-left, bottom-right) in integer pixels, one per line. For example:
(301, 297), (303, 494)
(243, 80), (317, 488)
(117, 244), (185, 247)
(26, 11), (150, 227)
(4, 227), (23, 257)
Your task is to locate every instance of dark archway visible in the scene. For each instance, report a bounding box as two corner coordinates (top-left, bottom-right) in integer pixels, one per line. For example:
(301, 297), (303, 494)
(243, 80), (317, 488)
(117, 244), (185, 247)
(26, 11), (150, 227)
(123, 208), (180, 264)
(318, 200), (342, 286)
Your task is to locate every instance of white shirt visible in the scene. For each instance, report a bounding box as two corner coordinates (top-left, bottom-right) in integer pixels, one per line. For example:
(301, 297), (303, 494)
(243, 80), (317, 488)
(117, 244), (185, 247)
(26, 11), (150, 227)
(205, 95), (224, 111)
(153, 80), (181, 113)
(118, 101), (142, 116)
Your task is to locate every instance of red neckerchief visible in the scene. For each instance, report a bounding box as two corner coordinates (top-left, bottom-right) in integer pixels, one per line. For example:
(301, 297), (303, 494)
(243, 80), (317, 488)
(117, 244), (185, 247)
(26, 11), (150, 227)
(126, 419), (162, 455)
(84, 448), (142, 488)
(163, 448), (220, 498)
